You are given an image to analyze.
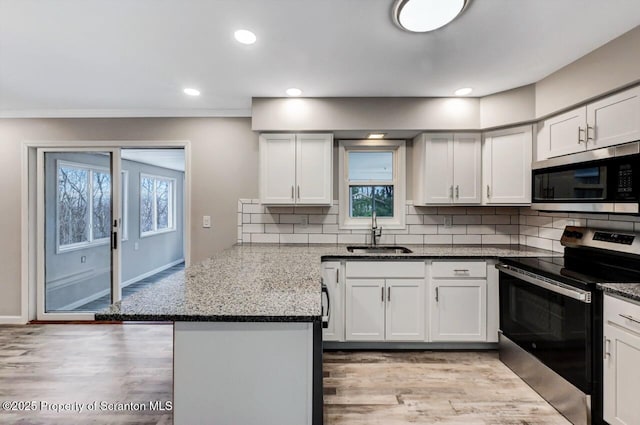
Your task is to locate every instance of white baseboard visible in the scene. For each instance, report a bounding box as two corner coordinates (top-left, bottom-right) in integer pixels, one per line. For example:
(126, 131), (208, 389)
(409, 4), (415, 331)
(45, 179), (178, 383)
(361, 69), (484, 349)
(121, 258), (184, 287)
(57, 259), (185, 311)
(0, 315), (28, 325)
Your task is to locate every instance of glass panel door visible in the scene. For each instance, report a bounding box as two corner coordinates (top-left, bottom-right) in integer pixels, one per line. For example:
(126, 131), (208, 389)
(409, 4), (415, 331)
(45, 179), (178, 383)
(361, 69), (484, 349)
(37, 149), (121, 319)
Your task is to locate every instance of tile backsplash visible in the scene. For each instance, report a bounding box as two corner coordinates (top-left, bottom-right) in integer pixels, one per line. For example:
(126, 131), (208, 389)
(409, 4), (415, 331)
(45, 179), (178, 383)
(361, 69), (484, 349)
(238, 199), (640, 252)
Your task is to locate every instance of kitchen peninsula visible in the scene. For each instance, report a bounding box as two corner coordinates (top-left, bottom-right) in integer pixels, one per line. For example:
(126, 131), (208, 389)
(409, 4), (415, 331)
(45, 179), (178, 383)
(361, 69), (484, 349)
(96, 243), (554, 425)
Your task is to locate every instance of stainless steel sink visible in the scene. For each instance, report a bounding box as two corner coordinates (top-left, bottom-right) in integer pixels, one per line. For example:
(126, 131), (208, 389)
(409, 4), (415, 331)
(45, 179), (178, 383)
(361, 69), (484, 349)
(346, 245), (413, 254)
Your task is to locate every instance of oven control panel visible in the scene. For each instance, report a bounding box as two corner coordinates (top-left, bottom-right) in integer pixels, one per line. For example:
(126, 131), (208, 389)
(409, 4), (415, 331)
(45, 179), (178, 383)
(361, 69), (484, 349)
(593, 231), (635, 245)
(561, 226), (640, 254)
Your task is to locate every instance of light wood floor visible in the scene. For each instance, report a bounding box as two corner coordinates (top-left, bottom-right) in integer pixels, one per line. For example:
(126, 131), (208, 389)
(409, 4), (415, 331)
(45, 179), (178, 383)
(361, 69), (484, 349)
(0, 324), (570, 425)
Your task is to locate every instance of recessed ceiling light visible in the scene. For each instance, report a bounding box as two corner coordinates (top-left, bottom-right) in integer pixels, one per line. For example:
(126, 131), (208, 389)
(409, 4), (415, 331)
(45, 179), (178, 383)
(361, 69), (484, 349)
(454, 87), (473, 96)
(286, 88), (302, 97)
(392, 0), (470, 33)
(183, 88), (201, 96)
(368, 133), (386, 139)
(234, 29), (257, 45)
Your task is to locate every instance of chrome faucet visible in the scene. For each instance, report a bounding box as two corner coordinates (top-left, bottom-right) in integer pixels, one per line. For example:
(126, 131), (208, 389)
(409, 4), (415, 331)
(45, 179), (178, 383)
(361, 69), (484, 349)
(371, 211), (382, 246)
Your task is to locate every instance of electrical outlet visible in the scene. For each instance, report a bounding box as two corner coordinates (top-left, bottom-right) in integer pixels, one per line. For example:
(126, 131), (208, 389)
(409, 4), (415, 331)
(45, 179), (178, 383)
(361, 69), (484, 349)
(568, 219), (576, 226)
(134, 242), (139, 250)
(203, 215), (211, 228)
(299, 216), (308, 228)
(443, 216), (452, 228)
(80, 256), (86, 263)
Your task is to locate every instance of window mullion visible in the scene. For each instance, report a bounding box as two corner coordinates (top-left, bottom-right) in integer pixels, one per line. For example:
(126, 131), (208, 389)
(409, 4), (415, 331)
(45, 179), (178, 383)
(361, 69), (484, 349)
(153, 178), (158, 232)
(88, 169), (93, 243)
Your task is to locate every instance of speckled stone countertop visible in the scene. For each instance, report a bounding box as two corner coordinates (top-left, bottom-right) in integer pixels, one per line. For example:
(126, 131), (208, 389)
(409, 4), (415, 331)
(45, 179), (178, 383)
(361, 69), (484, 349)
(95, 244), (557, 322)
(597, 283), (640, 303)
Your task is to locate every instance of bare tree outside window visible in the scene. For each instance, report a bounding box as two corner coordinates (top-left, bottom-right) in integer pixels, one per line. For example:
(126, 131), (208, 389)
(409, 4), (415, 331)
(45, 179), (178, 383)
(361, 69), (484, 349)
(141, 177), (154, 233)
(58, 166), (89, 245)
(140, 175), (174, 235)
(92, 171), (111, 239)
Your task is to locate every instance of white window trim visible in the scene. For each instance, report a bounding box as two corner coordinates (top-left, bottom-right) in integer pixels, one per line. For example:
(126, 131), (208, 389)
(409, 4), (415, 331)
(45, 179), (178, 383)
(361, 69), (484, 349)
(338, 140), (406, 230)
(140, 173), (177, 238)
(56, 160), (112, 254)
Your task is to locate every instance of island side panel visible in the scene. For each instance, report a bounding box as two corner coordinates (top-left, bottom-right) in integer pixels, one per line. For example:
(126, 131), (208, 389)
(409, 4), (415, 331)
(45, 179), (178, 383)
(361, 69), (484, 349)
(173, 321), (314, 425)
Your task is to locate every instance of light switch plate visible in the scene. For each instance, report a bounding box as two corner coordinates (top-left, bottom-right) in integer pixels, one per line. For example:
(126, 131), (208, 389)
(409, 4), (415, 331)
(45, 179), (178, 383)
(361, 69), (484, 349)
(203, 215), (211, 228)
(443, 216), (452, 228)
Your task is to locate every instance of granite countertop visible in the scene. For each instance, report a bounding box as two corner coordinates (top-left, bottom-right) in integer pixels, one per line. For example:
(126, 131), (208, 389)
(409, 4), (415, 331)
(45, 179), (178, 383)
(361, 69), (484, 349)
(597, 283), (640, 303)
(95, 243), (557, 322)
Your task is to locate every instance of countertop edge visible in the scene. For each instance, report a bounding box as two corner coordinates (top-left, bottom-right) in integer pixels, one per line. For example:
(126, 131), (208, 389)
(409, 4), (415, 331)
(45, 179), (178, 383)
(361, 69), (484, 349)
(94, 313), (322, 322)
(597, 283), (640, 303)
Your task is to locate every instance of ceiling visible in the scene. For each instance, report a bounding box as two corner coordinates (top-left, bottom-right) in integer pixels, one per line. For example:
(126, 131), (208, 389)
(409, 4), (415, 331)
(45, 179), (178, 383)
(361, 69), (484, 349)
(1, 0), (639, 118)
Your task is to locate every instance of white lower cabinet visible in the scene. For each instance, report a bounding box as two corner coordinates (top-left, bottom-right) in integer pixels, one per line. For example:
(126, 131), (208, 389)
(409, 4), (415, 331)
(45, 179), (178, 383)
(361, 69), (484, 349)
(345, 279), (386, 341)
(430, 280), (487, 342)
(332, 260), (493, 344)
(430, 260), (488, 342)
(603, 295), (640, 425)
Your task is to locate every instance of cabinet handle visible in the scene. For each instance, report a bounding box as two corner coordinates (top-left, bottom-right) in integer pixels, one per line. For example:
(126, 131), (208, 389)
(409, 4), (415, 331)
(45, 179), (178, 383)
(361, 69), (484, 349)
(381, 286), (385, 302)
(455, 185), (459, 199)
(587, 125), (594, 142)
(435, 287), (439, 302)
(291, 185), (295, 200)
(297, 185), (300, 200)
(604, 337), (611, 359)
(336, 268), (339, 285)
(454, 269), (469, 273)
(487, 185), (490, 198)
(578, 126), (586, 144)
(619, 313), (640, 325)
(449, 185), (453, 199)
(388, 287), (391, 302)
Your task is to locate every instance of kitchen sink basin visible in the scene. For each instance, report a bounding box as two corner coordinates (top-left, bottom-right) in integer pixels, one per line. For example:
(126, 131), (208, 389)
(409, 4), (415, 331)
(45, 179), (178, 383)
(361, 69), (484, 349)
(346, 245), (413, 254)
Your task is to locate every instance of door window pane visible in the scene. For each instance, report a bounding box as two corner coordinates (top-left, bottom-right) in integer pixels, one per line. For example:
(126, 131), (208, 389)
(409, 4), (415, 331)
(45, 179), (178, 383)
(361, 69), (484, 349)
(348, 151), (393, 181)
(92, 171), (111, 239)
(58, 166), (89, 245)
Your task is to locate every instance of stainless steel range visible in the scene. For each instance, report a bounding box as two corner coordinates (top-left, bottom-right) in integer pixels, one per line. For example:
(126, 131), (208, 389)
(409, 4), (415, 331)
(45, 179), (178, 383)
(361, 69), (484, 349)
(497, 226), (640, 425)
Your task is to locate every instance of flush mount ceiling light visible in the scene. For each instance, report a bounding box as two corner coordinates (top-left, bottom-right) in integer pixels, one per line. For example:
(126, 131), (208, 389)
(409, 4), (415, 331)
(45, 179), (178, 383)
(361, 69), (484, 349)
(392, 0), (470, 33)
(286, 88), (302, 97)
(234, 29), (257, 45)
(183, 88), (201, 96)
(454, 87), (473, 96)
(368, 133), (386, 139)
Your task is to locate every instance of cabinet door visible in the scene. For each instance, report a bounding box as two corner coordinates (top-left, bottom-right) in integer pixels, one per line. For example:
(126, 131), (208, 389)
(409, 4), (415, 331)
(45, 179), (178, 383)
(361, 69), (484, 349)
(540, 107), (587, 158)
(587, 85), (640, 150)
(431, 279), (487, 342)
(385, 279), (425, 341)
(603, 323), (640, 425)
(322, 262), (343, 342)
(345, 279), (385, 341)
(453, 133), (482, 204)
(259, 134), (297, 204)
(296, 134), (333, 205)
(483, 126), (532, 204)
(422, 134), (454, 204)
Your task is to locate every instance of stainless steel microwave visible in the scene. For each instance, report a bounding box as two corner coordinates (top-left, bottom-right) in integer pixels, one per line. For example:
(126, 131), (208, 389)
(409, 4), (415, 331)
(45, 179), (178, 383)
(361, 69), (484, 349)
(531, 142), (640, 214)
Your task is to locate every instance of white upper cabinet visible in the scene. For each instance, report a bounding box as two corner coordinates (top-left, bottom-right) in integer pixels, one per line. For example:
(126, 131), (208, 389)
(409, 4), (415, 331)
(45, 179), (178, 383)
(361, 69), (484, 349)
(482, 125), (532, 204)
(414, 133), (481, 205)
(537, 85), (640, 160)
(259, 133), (333, 205)
(587, 85), (640, 150)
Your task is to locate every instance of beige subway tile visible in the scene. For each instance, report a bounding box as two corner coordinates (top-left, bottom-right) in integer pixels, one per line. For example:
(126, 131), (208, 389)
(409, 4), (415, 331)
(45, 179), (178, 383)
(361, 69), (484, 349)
(280, 214), (308, 224)
(251, 213), (279, 224)
(292, 206), (325, 214)
(496, 225), (519, 235)
(251, 233), (279, 243)
(438, 207), (465, 215)
(511, 215), (520, 224)
(453, 215), (481, 225)
(409, 224), (438, 234)
(406, 214), (423, 225)
(538, 227), (564, 241)
(525, 236), (553, 251)
(396, 235), (424, 245)
(495, 207), (520, 215)
(425, 234), (453, 245)
(243, 223), (264, 233)
(265, 206), (294, 214)
(482, 215), (511, 224)
(438, 225), (467, 234)
(525, 215), (553, 227)
(243, 203), (263, 214)
(265, 224), (294, 233)
(309, 214), (337, 224)
(466, 224), (495, 234)
(482, 234), (511, 244)
(466, 207), (495, 215)
(519, 225), (538, 236)
(453, 235), (481, 244)
(337, 234), (366, 244)
(309, 234), (338, 244)
(520, 207), (539, 215)
(294, 224), (323, 234)
(279, 234), (309, 244)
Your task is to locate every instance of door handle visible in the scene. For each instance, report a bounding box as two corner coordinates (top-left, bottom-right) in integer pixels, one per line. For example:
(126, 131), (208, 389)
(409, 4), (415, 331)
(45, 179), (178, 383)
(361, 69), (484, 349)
(435, 287), (439, 302)
(387, 287), (391, 302)
(619, 313), (640, 325)
(297, 185), (300, 200)
(291, 185), (294, 200)
(111, 231), (118, 250)
(578, 126), (586, 144)
(455, 185), (459, 199)
(449, 185), (453, 199)
(487, 185), (490, 198)
(587, 125), (594, 142)
(604, 337), (611, 359)
(381, 286), (385, 302)
(321, 283), (330, 329)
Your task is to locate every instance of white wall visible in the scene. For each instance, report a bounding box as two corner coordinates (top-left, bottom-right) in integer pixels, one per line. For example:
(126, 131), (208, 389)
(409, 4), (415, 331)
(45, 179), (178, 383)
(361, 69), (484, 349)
(535, 25), (640, 118)
(0, 117), (258, 317)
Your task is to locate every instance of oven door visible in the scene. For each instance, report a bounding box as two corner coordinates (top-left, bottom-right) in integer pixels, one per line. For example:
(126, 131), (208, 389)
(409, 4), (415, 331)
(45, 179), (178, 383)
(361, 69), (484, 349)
(497, 264), (593, 394)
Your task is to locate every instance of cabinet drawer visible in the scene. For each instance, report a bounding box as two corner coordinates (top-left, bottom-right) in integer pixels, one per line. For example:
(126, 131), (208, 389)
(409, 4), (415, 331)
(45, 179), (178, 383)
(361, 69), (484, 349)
(345, 261), (425, 278)
(605, 294), (640, 334)
(431, 261), (486, 278)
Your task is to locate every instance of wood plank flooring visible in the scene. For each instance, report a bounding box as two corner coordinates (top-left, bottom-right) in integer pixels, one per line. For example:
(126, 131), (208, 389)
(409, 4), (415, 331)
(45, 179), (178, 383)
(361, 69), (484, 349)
(0, 324), (570, 424)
